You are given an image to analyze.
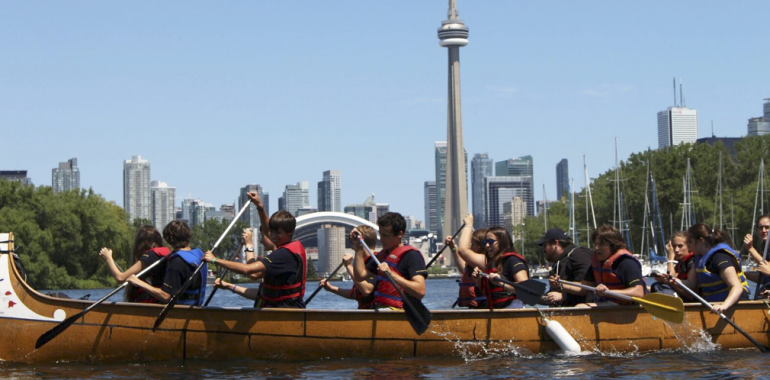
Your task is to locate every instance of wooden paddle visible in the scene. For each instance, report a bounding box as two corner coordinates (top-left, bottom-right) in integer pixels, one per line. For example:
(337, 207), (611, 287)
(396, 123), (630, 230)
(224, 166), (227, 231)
(357, 235), (432, 335)
(478, 273), (547, 306)
(560, 280), (684, 324)
(672, 277), (769, 352)
(35, 253), (173, 349)
(425, 224), (465, 269)
(202, 242), (243, 307)
(304, 260), (345, 305)
(152, 202), (251, 332)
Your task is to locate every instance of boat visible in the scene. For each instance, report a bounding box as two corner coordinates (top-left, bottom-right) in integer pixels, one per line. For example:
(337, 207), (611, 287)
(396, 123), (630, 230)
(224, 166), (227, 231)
(1, 232), (770, 363)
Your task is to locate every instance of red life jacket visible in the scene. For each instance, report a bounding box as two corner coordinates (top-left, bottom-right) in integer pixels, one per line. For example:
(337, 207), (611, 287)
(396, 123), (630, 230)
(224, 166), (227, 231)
(457, 265), (485, 308)
(373, 245), (422, 309)
(675, 253), (694, 280)
(349, 253), (384, 309)
(591, 249), (646, 305)
(127, 247), (171, 304)
(481, 251), (526, 309)
(261, 241), (307, 306)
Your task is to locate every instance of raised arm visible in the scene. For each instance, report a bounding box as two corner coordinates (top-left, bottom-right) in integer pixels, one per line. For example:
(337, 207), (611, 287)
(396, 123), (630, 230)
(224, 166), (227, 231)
(457, 214), (486, 269)
(100, 247), (143, 282)
(248, 191), (277, 252)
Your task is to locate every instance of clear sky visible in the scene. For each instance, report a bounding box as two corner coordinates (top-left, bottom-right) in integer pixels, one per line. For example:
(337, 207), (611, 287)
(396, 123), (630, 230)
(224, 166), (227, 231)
(2, 1), (768, 223)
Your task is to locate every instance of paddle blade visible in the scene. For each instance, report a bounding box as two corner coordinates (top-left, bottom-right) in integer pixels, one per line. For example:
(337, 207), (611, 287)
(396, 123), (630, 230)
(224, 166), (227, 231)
(635, 293), (684, 324)
(513, 279), (547, 306)
(35, 312), (82, 349)
(403, 293), (432, 335)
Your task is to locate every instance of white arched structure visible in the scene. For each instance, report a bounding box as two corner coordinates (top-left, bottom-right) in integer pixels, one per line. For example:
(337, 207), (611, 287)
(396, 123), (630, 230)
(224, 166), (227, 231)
(295, 212), (379, 234)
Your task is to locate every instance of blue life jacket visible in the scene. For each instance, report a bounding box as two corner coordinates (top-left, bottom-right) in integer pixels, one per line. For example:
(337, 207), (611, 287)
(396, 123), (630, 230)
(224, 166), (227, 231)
(695, 243), (749, 302)
(174, 248), (207, 306)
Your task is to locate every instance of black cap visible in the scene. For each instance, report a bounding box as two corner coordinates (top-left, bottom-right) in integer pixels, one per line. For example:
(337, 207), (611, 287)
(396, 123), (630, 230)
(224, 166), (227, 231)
(535, 228), (570, 246)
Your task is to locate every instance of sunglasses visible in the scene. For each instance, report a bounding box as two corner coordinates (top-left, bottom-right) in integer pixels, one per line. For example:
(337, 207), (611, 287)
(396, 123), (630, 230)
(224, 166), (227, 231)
(483, 239), (498, 245)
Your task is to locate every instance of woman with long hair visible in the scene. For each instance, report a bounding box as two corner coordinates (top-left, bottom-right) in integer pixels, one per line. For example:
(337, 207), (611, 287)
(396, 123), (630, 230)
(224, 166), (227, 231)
(461, 223), (529, 309)
(664, 223), (749, 313)
(99, 225), (171, 303)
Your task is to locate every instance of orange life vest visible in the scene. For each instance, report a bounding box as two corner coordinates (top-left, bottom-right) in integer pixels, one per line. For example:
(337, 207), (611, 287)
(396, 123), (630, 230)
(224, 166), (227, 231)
(590, 249), (647, 305)
(456, 265), (485, 308)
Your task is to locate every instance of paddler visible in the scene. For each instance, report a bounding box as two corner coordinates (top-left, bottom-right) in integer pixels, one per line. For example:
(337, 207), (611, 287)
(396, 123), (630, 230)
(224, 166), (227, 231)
(351, 212), (428, 310)
(557, 225), (646, 307)
(658, 223), (749, 313)
(449, 214), (487, 308)
(203, 191), (308, 308)
(127, 220), (207, 305)
(466, 226), (529, 309)
(319, 225), (379, 309)
(537, 228), (592, 307)
(651, 231), (695, 300)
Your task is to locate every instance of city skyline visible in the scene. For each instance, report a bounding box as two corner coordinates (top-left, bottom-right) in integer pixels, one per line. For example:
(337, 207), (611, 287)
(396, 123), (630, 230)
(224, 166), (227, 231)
(2, 2), (769, 224)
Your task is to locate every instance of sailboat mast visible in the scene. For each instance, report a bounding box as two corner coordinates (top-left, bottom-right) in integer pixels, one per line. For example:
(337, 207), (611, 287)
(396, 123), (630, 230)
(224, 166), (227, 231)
(584, 155), (597, 229)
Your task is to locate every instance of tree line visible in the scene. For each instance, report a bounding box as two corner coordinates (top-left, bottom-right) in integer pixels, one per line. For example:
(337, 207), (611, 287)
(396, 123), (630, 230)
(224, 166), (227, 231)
(0, 180), (244, 289)
(516, 134), (770, 265)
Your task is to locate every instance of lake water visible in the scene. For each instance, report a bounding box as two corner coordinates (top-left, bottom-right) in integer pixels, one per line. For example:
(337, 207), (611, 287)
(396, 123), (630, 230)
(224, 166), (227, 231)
(3, 278), (768, 379)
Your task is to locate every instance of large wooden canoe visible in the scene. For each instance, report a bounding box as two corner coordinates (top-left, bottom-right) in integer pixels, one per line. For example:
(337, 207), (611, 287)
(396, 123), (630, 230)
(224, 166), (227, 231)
(1, 233), (769, 363)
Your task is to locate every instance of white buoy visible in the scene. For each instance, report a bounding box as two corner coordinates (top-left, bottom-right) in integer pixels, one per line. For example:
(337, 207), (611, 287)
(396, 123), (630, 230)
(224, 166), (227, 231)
(543, 315), (581, 354)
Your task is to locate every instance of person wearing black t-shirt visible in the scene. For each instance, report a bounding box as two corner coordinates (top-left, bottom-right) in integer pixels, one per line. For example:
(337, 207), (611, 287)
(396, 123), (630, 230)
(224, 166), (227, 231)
(203, 192), (307, 308)
(559, 225), (646, 307)
(351, 212), (427, 310)
(658, 223), (750, 313)
(128, 220), (206, 305)
(537, 228), (592, 307)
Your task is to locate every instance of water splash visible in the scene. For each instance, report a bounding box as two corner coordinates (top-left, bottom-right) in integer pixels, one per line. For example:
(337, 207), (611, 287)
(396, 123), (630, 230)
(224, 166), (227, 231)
(430, 326), (540, 362)
(665, 320), (720, 352)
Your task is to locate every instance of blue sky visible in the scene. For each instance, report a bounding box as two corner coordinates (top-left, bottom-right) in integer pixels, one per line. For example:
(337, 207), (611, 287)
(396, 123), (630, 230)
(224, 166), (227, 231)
(2, 1), (768, 223)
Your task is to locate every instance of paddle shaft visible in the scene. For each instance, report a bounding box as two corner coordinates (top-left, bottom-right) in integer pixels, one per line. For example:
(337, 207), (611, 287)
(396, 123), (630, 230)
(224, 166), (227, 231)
(153, 201), (251, 331)
(357, 236), (427, 326)
(35, 252), (172, 348)
(304, 260), (346, 305)
(203, 243), (243, 307)
(754, 233), (770, 297)
(425, 224), (465, 269)
(673, 278), (769, 353)
(561, 280), (681, 313)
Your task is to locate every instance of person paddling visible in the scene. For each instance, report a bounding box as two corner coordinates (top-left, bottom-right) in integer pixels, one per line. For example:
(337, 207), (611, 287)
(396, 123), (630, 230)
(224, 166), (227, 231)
(319, 225), (379, 309)
(651, 231), (694, 300)
(658, 223), (749, 313)
(99, 225), (171, 303)
(450, 214), (486, 308)
(351, 212), (427, 310)
(466, 225), (529, 309)
(204, 192), (307, 308)
(537, 228), (592, 307)
(127, 220), (207, 305)
(558, 225), (647, 307)
(741, 215), (770, 298)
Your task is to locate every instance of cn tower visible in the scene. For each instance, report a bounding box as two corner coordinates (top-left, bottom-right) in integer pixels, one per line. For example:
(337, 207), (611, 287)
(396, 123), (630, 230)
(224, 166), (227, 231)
(438, 0), (469, 249)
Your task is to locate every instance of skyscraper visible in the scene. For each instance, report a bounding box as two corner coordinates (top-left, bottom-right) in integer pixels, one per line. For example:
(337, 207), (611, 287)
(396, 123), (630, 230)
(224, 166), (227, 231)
(283, 182), (309, 216)
(495, 156), (534, 216)
(52, 158), (79, 193)
(437, 0), (470, 248)
(123, 155), (151, 222)
(150, 180), (175, 231)
(503, 196), (525, 234)
(318, 170), (342, 212)
(239, 184), (269, 228)
(424, 181), (438, 235)
(484, 176), (534, 227)
(435, 141), (467, 238)
(317, 224), (346, 277)
(556, 159), (569, 200)
(658, 107), (698, 148)
(471, 153), (492, 228)
(0, 171), (32, 186)
(181, 198), (207, 228)
(747, 99), (770, 136)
